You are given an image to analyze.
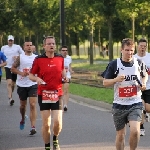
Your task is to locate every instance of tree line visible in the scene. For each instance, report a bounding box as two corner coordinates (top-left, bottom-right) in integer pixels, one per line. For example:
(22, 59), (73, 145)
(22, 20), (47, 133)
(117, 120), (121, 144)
(0, 0), (150, 63)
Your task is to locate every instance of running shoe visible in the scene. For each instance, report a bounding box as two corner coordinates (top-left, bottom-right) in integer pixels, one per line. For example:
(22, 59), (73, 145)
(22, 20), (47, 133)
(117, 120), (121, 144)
(20, 120), (25, 130)
(29, 127), (37, 135)
(145, 113), (150, 122)
(140, 129), (145, 136)
(20, 115), (28, 130)
(64, 106), (67, 112)
(53, 140), (60, 150)
(9, 99), (14, 106)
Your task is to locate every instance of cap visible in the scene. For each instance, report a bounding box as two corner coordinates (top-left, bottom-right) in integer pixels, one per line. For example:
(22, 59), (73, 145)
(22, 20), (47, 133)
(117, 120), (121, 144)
(8, 35), (14, 41)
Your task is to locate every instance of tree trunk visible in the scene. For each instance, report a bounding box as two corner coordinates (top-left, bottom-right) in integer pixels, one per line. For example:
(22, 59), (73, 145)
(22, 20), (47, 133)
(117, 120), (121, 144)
(108, 18), (113, 61)
(98, 26), (101, 56)
(89, 24), (94, 65)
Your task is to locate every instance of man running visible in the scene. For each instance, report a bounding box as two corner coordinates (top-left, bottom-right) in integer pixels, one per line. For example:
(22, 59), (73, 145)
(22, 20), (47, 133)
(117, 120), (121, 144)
(60, 45), (74, 112)
(11, 41), (37, 135)
(0, 51), (7, 83)
(1, 35), (24, 105)
(29, 36), (68, 150)
(134, 38), (150, 136)
(102, 38), (147, 150)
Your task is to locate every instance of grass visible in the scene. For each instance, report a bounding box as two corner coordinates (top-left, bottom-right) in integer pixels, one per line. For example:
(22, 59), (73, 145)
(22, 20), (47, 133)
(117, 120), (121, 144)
(72, 63), (108, 72)
(69, 83), (114, 104)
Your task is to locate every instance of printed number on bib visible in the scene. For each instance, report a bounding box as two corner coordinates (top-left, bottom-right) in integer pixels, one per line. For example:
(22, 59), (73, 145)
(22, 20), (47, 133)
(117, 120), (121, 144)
(42, 90), (59, 103)
(119, 86), (137, 98)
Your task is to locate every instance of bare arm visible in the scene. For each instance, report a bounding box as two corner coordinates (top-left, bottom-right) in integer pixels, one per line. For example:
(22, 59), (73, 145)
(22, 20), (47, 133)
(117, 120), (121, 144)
(11, 56), (27, 76)
(103, 75), (125, 87)
(29, 73), (45, 85)
(11, 56), (21, 75)
(0, 61), (7, 67)
(69, 63), (74, 74)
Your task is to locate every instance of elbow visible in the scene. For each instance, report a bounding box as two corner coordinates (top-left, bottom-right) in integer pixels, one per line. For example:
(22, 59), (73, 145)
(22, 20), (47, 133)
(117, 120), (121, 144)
(103, 79), (108, 87)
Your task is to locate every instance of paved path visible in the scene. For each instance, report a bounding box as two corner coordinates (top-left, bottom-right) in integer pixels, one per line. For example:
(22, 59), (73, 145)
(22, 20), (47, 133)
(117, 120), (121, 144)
(0, 80), (150, 150)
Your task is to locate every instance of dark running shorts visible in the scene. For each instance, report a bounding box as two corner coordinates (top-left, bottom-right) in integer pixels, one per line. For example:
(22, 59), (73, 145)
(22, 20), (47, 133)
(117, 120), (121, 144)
(38, 95), (63, 111)
(17, 84), (37, 100)
(112, 102), (143, 131)
(141, 89), (150, 104)
(5, 67), (17, 82)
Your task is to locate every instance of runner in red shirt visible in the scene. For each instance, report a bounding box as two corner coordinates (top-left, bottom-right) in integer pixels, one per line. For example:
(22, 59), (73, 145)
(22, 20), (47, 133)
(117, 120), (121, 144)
(29, 36), (68, 150)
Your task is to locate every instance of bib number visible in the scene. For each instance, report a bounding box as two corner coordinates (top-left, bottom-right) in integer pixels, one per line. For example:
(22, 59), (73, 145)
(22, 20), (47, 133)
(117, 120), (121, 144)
(42, 90), (59, 103)
(119, 86), (137, 98)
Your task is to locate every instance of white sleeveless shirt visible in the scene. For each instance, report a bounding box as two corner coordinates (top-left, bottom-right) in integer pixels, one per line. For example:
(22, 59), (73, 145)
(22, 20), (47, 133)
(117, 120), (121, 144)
(64, 55), (72, 79)
(114, 58), (142, 105)
(134, 53), (150, 90)
(16, 53), (37, 87)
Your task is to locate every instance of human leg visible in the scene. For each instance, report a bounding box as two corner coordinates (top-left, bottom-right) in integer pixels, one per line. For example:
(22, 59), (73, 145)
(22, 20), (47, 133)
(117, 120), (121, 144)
(128, 104), (143, 150)
(28, 84), (38, 134)
(129, 121), (140, 150)
(52, 109), (62, 150)
(40, 110), (51, 146)
(63, 82), (69, 111)
(5, 67), (16, 105)
(29, 97), (37, 135)
(115, 127), (126, 150)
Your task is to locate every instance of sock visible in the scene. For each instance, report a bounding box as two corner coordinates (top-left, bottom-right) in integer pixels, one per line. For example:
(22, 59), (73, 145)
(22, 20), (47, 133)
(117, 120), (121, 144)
(53, 135), (58, 141)
(45, 143), (50, 149)
(140, 124), (144, 129)
(31, 126), (35, 128)
(9, 98), (13, 101)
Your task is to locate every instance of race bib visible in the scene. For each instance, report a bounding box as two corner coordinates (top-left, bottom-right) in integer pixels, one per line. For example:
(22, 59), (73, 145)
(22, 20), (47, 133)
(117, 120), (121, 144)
(42, 90), (59, 103)
(65, 66), (69, 72)
(119, 86), (137, 98)
(147, 68), (150, 75)
(23, 67), (30, 73)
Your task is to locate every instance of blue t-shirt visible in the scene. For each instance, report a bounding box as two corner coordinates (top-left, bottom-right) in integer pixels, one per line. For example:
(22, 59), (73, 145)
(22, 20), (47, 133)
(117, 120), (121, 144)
(0, 51), (7, 76)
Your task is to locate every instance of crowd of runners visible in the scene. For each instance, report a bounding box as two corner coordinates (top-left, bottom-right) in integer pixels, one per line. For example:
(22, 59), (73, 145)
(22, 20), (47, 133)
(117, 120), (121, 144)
(0, 35), (150, 150)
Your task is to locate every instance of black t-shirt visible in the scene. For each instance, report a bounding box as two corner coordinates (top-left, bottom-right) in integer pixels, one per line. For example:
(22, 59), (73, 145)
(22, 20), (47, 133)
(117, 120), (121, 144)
(102, 58), (146, 79)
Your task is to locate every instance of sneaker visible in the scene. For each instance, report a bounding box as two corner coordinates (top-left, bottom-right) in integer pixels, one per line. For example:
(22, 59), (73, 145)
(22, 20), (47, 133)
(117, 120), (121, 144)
(53, 140), (60, 150)
(64, 106), (67, 112)
(20, 115), (28, 130)
(145, 113), (150, 122)
(140, 129), (145, 136)
(9, 99), (14, 106)
(20, 120), (25, 130)
(29, 128), (37, 135)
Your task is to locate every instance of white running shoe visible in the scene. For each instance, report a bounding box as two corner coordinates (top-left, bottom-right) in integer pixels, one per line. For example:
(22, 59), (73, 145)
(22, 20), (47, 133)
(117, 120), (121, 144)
(145, 113), (150, 122)
(140, 129), (145, 136)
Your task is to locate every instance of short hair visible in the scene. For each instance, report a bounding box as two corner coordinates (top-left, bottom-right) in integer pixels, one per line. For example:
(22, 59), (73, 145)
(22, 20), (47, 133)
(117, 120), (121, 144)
(43, 36), (55, 44)
(137, 38), (147, 45)
(59, 45), (68, 51)
(121, 38), (135, 48)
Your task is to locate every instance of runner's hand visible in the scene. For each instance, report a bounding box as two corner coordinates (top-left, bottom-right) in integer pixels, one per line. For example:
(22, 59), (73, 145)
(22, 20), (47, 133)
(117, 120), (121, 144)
(115, 74), (125, 82)
(140, 83), (146, 91)
(63, 77), (69, 83)
(36, 77), (46, 85)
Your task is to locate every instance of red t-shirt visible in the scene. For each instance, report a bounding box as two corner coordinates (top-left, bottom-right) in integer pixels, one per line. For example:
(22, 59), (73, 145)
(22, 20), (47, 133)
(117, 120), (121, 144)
(30, 53), (64, 96)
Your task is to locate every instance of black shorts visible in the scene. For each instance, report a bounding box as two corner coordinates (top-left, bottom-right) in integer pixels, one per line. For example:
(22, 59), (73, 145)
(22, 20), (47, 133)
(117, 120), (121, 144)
(5, 67), (17, 82)
(17, 84), (37, 100)
(38, 95), (63, 111)
(0, 75), (1, 83)
(141, 89), (150, 104)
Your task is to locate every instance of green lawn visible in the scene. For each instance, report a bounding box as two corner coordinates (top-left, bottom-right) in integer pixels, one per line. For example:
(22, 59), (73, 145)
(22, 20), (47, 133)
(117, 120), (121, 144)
(69, 83), (113, 104)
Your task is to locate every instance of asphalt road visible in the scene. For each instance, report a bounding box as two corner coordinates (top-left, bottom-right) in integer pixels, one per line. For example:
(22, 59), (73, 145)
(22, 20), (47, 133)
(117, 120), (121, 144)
(0, 80), (150, 150)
